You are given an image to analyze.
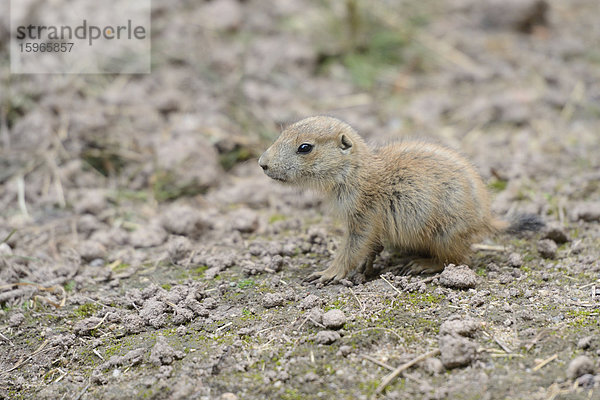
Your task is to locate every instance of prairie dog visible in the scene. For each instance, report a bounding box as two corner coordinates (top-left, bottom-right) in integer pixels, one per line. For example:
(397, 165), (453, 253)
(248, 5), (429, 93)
(258, 116), (541, 284)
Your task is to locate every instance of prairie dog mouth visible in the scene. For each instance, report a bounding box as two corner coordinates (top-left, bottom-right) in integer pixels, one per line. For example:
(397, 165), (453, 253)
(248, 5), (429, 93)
(264, 171), (287, 182)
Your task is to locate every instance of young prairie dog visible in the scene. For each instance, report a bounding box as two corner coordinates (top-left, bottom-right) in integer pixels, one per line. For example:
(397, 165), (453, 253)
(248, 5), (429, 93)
(258, 116), (542, 284)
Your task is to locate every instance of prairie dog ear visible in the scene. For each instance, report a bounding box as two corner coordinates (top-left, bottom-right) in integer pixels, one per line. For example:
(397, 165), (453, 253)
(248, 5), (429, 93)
(338, 133), (353, 153)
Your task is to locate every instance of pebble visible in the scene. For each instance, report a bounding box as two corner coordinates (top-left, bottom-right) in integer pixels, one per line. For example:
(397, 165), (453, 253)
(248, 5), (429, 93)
(299, 294), (321, 310)
(439, 317), (480, 337)
(577, 336), (594, 350)
(262, 293), (284, 308)
(308, 307), (324, 326)
(575, 374), (595, 389)
(149, 335), (182, 366)
(161, 205), (208, 238)
(202, 297), (218, 310)
(90, 258), (105, 267)
(322, 309), (346, 330)
(167, 236), (192, 262)
(543, 223), (570, 244)
(566, 355), (595, 380)
(0, 243), (13, 256)
(8, 312), (25, 327)
(439, 264), (477, 289)
(537, 239), (557, 259)
(423, 357), (444, 375)
(439, 334), (477, 369)
(77, 240), (106, 262)
(570, 202), (600, 222)
(315, 330), (340, 345)
(337, 345), (352, 357)
(507, 253), (523, 268)
(129, 225), (167, 248)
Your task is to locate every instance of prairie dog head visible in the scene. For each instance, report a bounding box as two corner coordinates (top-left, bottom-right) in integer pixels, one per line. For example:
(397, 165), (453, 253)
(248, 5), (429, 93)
(258, 117), (365, 189)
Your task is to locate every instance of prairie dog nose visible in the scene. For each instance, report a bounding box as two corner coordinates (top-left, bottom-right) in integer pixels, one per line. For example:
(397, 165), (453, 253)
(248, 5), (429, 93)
(258, 153), (268, 171)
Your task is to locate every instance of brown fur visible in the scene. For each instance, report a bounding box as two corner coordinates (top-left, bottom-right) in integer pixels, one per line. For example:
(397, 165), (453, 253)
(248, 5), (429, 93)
(258, 116), (507, 283)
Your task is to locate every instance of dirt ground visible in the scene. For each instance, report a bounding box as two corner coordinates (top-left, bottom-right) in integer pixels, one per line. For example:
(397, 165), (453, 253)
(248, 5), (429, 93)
(1, 0), (600, 399)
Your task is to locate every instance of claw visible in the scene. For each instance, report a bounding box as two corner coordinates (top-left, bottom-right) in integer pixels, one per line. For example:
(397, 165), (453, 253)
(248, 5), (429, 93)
(305, 268), (345, 286)
(304, 271), (323, 282)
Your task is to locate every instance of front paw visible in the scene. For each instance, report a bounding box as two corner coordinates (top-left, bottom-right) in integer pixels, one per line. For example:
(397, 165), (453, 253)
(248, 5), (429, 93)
(304, 265), (347, 285)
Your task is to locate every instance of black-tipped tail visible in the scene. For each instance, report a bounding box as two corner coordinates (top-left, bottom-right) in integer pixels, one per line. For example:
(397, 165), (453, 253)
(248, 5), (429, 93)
(505, 213), (545, 234)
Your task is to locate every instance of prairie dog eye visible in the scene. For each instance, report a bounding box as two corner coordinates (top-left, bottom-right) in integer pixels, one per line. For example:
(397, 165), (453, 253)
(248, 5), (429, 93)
(297, 143), (313, 154)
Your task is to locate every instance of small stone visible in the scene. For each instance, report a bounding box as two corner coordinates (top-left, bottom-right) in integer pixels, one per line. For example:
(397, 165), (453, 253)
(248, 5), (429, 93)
(477, 0), (549, 33)
(202, 297), (218, 310)
(77, 240), (106, 262)
(161, 205), (208, 238)
(73, 317), (103, 336)
(150, 335), (177, 366)
(423, 357), (444, 375)
(303, 371), (319, 382)
(77, 214), (103, 235)
(543, 223), (570, 244)
(139, 299), (168, 329)
(229, 208), (259, 233)
(338, 345), (352, 357)
(74, 190), (107, 215)
(176, 325), (187, 336)
(439, 334), (477, 369)
(577, 336), (594, 350)
(567, 356), (595, 380)
(507, 253), (523, 268)
(537, 239), (557, 259)
(130, 225), (167, 248)
(314, 330), (340, 345)
(8, 312), (25, 327)
(0, 243), (13, 256)
(90, 258), (105, 267)
(439, 317), (480, 337)
(575, 374), (595, 389)
(571, 202), (600, 222)
(220, 393), (238, 400)
(167, 236), (192, 263)
(299, 294), (321, 310)
(322, 309), (346, 330)
(308, 307), (324, 326)
(262, 293), (284, 308)
(439, 264), (477, 289)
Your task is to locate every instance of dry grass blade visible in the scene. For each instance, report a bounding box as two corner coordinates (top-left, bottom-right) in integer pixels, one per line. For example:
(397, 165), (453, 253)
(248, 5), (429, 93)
(1, 339), (50, 374)
(1, 229), (16, 244)
(0, 282), (66, 308)
(379, 275), (402, 295)
(493, 336), (513, 354)
(373, 348), (441, 397)
(472, 244), (506, 252)
(361, 354), (394, 371)
(349, 287), (365, 312)
(532, 354), (558, 372)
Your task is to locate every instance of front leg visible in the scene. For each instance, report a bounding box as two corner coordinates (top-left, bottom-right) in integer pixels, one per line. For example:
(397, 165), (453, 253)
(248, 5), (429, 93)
(359, 244), (384, 277)
(306, 229), (379, 285)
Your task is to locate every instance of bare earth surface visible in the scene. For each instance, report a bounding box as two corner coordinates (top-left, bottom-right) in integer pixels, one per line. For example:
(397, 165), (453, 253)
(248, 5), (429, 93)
(1, 0), (600, 399)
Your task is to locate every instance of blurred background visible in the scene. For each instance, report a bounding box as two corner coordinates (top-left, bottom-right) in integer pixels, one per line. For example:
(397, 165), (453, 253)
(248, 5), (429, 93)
(1, 1), (600, 398)
(0, 0), (599, 255)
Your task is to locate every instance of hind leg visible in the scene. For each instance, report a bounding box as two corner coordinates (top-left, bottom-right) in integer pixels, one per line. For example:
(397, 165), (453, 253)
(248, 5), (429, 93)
(399, 257), (445, 275)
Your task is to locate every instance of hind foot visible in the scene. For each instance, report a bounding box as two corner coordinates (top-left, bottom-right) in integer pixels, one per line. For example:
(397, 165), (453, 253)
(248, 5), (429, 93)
(399, 258), (445, 275)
